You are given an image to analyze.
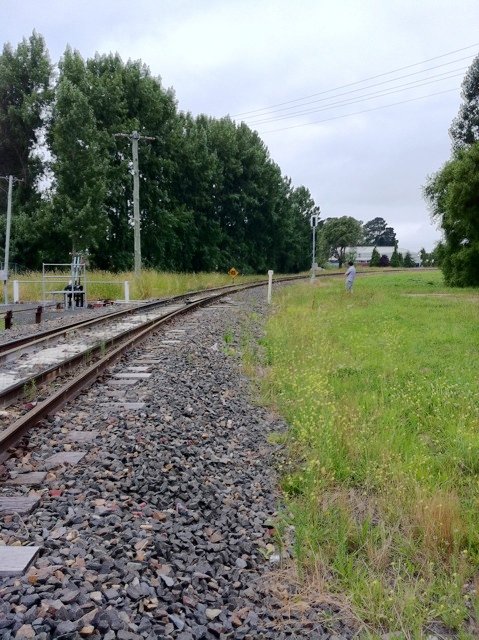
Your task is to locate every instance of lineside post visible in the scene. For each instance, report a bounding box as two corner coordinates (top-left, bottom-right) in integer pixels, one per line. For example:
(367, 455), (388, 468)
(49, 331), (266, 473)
(124, 281), (130, 303)
(113, 131), (155, 277)
(13, 280), (19, 303)
(267, 270), (273, 304)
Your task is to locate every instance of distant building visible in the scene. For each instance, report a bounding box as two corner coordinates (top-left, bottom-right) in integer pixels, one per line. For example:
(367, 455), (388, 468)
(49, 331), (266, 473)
(329, 247), (421, 266)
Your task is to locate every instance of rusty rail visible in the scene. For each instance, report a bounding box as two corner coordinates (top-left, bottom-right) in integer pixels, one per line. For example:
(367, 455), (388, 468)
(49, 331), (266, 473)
(0, 284), (261, 459)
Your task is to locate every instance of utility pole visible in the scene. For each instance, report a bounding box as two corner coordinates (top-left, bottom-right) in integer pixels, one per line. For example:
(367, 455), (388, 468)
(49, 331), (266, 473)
(310, 210), (320, 280)
(1, 175), (23, 304)
(113, 130), (155, 277)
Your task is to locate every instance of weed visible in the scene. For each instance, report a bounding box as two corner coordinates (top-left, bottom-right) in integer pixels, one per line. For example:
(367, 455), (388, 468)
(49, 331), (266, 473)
(257, 270), (479, 635)
(14, 269), (265, 303)
(223, 328), (234, 344)
(23, 378), (37, 402)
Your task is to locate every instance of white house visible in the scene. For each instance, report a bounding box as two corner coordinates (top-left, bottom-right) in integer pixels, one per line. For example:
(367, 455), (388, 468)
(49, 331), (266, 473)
(330, 246), (421, 265)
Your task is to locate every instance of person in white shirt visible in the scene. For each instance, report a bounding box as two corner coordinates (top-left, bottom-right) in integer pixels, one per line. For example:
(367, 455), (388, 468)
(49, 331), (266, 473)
(345, 261), (356, 292)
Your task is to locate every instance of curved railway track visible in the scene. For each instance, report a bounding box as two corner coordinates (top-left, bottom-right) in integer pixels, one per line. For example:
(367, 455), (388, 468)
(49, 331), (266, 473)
(0, 276), (307, 462)
(0, 267), (419, 462)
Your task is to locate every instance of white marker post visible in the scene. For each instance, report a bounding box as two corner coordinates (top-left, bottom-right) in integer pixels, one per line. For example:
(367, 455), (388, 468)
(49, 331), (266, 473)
(13, 280), (19, 303)
(124, 281), (130, 303)
(267, 270), (273, 304)
(310, 212), (320, 280)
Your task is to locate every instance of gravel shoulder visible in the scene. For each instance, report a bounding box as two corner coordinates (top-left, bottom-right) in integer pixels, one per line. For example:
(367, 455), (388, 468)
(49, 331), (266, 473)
(0, 288), (349, 639)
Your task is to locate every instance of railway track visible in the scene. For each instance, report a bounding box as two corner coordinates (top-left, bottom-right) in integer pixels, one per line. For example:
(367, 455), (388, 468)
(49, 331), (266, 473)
(0, 270), (426, 635)
(0, 268), (425, 462)
(1, 284), (341, 638)
(0, 277), (306, 462)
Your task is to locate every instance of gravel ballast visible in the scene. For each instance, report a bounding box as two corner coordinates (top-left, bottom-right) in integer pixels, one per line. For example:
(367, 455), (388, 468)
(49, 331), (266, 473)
(0, 287), (352, 639)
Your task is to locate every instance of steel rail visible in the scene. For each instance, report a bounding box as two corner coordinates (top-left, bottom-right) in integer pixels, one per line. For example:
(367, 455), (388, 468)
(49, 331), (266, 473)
(0, 269), (417, 360)
(0, 275), (310, 360)
(0, 304), (182, 407)
(0, 269), (431, 460)
(0, 280), (280, 459)
(1, 276), (303, 352)
(0, 278), (308, 407)
(0, 288), (225, 357)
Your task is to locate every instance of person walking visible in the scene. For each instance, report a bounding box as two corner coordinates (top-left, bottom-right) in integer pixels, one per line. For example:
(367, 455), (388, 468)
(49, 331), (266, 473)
(345, 261), (356, 292)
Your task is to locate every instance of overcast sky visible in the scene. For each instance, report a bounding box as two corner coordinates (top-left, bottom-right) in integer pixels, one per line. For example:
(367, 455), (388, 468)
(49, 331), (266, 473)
(3, 0), (479, 251)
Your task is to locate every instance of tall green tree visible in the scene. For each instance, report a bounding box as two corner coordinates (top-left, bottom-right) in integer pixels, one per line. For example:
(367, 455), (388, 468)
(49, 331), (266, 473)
(390, 246), (402, 267)
(315, 226), (331, 267)
(0, 32), (52, 190)
(424, 142), (479, 286)
(363, 217), (396, 246)
(320, 216), (363, 267)
(369, 246), (380, 266)
(403, 251), (415, 267)
(419, 247), (435, 266)
(274, 181), (316, 272)
(1, 32), (321, 274)
(49, 59), (109, 258)
(424, 52), (479, 286)
(0, 32), (52, 266)
(449, 53), (479, 151)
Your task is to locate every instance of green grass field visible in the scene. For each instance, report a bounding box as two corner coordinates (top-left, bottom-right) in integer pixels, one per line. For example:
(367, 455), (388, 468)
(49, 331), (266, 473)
(259, 270), (479, 638)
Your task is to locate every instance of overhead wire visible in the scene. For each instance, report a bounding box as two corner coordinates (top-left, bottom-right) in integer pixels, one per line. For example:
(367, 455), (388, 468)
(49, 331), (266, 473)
(246, 67), (467, 127)
(231, 42), (479, 118)
(241, 55), (473, 122)
(257, 87), (459, 134)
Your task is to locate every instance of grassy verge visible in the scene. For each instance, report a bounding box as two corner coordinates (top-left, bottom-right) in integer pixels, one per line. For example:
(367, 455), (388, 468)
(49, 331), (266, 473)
(259, 270), (479, 637)
(7, 269), (264, 302)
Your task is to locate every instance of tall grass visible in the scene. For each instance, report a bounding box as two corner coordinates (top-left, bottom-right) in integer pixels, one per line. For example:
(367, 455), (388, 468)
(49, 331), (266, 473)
(8, 269), (261, 302)
(260, 271), (479, 637)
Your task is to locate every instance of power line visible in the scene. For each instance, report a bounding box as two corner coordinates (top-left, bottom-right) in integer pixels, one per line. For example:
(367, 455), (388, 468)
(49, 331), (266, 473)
(257, 87), (459, 135)
(246, 68), (466, 127)
(231, 42), (478, 118)
(243, 56), (473, 122)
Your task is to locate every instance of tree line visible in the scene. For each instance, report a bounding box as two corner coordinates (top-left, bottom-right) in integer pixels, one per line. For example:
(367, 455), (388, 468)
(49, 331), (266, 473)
(0, 32), (318, 274)
(424, 52), (479, 287)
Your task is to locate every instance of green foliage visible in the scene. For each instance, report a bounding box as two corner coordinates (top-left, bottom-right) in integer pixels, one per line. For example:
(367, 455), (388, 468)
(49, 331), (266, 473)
(363, 217), (397, 246)
(369, 246), (380, 266)
(0, 33), (317, 275)
(50, 72), (109, 255)
(259, 272), (479, 635)
(419, 248), (429, 266)
(425, 143), (479, 286)
(403, 251), (416, 267)
(449, 53), (479, 151)
(320, 216), (363, 267)
(430, 242), (445, 267)
(390, 246), (403, 267)
(424, 54), (479, 287)
(0, 32), (52, 189)
(0, 32), (53, 264)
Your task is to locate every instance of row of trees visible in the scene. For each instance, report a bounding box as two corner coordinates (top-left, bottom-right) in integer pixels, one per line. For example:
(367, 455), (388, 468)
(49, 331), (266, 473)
(424, 53), (479, 286)
(0, 32), (318, 273)
(369, 246), (417, 268)
(314, 215), (398, 267)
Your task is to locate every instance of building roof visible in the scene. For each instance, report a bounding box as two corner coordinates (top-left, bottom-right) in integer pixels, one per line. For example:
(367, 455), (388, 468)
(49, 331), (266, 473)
(328, 246), (421, 263)
(347, 246), (420, 261)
